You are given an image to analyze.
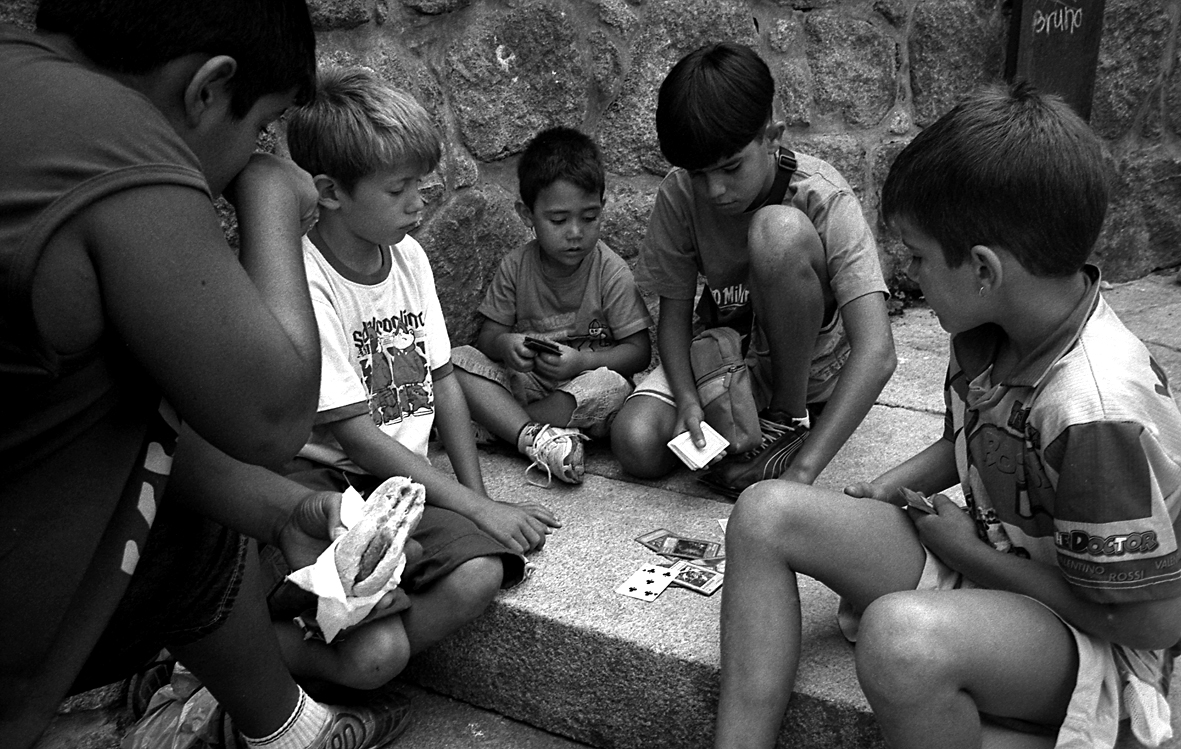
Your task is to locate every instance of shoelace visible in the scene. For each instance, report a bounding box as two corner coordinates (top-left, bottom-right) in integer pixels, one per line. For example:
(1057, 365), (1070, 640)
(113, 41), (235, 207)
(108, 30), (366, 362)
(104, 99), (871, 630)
(738, 416), (799, 460)
(524, 427), (588, 488)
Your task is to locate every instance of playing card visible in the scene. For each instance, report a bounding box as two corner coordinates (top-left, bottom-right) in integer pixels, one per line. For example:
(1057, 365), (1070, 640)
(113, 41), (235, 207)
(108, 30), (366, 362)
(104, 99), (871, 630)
(671, 563), (724, 595)
(635, 528), (673, 554)
(615, 561), (685, 602)
(656, 534), (722, 560)
(667, 422), (729, 470)
(688, 555), (726, 573)
(523, 336), (561, 355)
(899, 487), (935, 515)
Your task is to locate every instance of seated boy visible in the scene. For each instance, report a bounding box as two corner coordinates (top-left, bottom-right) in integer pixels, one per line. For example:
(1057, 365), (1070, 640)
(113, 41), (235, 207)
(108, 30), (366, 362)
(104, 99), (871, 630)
(610, 42), (896, 495)
(273, 66), (561, 691)
(453, 126), (652, 486)
(715, 83), (1181, 749)
(0, 2), (414, 749)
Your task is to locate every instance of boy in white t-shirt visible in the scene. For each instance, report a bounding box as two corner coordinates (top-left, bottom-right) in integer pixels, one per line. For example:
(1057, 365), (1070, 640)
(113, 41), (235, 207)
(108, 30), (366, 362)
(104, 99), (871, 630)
(274, 66), (561, 693)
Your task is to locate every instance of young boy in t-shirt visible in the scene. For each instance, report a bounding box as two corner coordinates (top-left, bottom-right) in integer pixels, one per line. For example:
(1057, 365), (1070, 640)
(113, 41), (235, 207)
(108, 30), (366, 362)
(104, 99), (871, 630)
(273, 66), (561, 691)
(715, 83), (1181, 749)
(453, 126), (652, 486)
(610, 41), (896, 496)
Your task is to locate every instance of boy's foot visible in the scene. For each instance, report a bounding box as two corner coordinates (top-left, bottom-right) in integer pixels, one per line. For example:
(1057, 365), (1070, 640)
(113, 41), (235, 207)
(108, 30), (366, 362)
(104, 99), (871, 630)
(523, 424), (587, 487)
(309, 691), (413, 749)
(471, 419), (499, 447)
(699, 410), (809, 498)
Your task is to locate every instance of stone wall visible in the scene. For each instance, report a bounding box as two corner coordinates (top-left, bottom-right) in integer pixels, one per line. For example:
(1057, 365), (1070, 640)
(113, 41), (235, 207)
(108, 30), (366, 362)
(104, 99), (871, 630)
(4, 0), (1178, 343)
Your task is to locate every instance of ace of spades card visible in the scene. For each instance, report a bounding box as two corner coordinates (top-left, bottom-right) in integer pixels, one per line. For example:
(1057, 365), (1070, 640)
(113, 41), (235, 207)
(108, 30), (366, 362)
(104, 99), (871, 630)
(615, 561), (687, 602)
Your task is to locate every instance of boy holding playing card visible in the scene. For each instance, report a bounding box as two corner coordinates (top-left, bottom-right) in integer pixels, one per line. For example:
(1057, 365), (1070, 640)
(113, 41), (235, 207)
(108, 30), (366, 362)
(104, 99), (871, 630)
(610, 41), (895, 495)
(453, 127), (652, 486)
(716, 84), (1181, 748)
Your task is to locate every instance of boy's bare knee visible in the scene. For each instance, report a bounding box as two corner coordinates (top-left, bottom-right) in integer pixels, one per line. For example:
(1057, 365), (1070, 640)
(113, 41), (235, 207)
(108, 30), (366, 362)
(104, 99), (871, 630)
(610, 406), (670, 478)
(856, 593), (957, 696)
(748, 206), (820, 266)
(445, 556), (503, 618)
(339, 619), (411, 690)
(729, 480), (812, 544)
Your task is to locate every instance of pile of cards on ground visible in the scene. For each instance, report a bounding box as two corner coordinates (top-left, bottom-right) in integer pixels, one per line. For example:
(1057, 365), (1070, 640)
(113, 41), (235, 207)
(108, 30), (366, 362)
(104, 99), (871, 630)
(615, 528), (726, 602)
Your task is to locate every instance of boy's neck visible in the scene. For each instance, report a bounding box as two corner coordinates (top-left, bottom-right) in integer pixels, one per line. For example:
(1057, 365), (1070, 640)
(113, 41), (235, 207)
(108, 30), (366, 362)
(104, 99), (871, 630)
(994, 269), (1090, 366)
(310, 218), (386, 277)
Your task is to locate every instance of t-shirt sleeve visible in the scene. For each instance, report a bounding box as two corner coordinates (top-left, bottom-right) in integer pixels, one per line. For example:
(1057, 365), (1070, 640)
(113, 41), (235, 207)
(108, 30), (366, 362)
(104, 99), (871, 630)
(813, 190), (888, 308)
(311, 295), (370, 423)
(599, 247), (654, 341)
(635, 176), (699, 301)
(476, 250), (520, 327)
(1043, 420), (1181, 604)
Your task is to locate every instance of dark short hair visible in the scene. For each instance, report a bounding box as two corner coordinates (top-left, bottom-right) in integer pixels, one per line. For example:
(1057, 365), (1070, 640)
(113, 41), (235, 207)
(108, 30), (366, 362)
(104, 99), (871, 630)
(36, 0), (316, 118)
(655, 41), (775, 171)
(881, 82), (1109, 277)
(517, 126), (605, 209)
(287, 66), (441, 193)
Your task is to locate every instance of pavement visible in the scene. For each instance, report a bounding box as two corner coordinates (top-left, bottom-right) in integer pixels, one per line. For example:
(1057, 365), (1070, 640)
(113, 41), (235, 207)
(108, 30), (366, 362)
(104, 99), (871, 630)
(41, 268), (1181, 749)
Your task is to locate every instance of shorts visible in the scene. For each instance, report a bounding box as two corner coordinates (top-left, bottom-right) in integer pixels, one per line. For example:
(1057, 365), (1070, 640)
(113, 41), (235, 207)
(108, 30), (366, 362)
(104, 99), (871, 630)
(263, 461), (527, 621)
(837, 548), (1176, 749)
(629, 312), (848, 409)
(451, 344), (633, 438)
(70, 499), (248, 695)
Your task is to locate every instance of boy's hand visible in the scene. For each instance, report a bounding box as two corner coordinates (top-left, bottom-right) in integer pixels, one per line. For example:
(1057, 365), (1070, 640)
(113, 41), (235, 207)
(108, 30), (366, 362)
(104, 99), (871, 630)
(225, 152), (319, 234)
(673, 400), (707, 450)
(276, 489), (345, 571)
(500, 333), (537, 373)
(843, 482), (897, 505)
(532, 343), (585, 382)
(469, 499), (561, 554)
(910, 493), (979, 566)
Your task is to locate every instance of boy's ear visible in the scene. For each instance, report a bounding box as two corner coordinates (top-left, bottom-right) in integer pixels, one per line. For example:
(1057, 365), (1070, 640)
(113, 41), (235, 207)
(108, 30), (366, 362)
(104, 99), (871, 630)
(763, 121), (786, 153)
(514, 199), (535, 229)
(181, 55), (238, 130)
(314, 175), (345, 209)
(970, 244), (1005, 295)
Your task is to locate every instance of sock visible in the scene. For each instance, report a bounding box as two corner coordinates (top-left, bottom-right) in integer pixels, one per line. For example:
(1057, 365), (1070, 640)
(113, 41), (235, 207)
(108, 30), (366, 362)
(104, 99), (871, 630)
(242, 688), (331, 749)
(516, 422), (544, 453)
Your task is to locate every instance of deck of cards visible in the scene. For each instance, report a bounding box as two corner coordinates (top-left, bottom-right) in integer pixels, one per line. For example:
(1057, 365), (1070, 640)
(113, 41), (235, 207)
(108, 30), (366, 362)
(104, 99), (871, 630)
(667, 421), (729, 470)
(899, 487), (935, 514)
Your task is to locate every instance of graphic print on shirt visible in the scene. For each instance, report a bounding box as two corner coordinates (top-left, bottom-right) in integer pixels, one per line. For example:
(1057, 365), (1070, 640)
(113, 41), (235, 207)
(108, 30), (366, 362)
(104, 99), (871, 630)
(358, 323), (432, 427)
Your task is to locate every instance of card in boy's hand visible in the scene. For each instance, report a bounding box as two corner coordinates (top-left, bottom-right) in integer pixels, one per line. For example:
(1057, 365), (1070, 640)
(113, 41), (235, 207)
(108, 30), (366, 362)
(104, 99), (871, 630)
(899, 487), (935, 515)
(667, 422), (729, 470)
(523, 336), (561, 355)
(615, 561), (685, 602)
(671, 563), (724, 596)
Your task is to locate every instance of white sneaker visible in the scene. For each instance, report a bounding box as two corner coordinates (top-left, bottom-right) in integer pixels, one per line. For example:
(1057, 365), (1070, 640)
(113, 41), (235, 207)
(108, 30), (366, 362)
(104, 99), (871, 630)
(524, 425), (587, 487)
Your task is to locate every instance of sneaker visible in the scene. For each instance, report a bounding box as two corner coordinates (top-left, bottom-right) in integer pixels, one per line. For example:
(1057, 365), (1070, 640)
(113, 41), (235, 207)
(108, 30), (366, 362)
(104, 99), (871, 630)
(699, 410), (809, 498)
(310, 691), (413, 749)
(471, 419), (498, 447)
(524, 424), (587, 487)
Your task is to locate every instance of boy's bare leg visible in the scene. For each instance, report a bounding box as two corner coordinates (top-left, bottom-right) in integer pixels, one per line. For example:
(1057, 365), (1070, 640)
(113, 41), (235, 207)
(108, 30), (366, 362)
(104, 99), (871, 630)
(610, 395), (681, 478)
(524, 391), (576, 429)
(273, 615), (411, 692)
(454, 369), (531, 443)
(402, 556), (503, 653)
(747, 206), (826, 416)
(715, 481), (927, 749)
(169, 543), (303, 739)
(857, 589), (1076, 749)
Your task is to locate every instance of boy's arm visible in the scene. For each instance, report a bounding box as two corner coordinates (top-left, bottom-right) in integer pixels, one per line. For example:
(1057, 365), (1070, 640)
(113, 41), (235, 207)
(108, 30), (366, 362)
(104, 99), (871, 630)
(844, 438), (960, 505)
(532, 330), (651, 382)
(330, 412), (560, 553)
(920, 503), (1181, 650)
(431, 368), (486, 494)
(658, 296), (708, 447)
(781, 292), (897, 484)
(83, 154), (320, 467)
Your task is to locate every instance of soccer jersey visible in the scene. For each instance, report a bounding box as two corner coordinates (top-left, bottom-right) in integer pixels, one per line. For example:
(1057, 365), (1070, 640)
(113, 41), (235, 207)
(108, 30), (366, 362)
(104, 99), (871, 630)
(945, 265), (1181, 604)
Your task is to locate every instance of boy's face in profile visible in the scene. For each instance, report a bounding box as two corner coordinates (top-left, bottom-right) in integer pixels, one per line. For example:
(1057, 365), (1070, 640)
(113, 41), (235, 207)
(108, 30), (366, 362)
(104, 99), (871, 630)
(688, 135), (779, 216)
(897, 217), (983, 335)
(336, 165), (427, 247)
(520, 179), (604, 276)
